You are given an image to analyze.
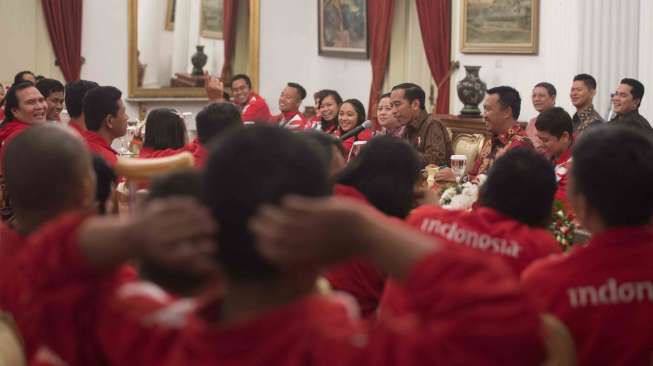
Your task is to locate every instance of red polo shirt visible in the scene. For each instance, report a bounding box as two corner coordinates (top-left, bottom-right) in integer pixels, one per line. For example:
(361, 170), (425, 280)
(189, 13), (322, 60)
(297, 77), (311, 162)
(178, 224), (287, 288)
(3, 212), (546, 366)
(270, 110), (308, 131)
(240, 92), (272, 124)
(84, 131), (118, 166)
(67, 122), (93, 140)
(406, 205), (561, 276)
(522, 226), (653, 366)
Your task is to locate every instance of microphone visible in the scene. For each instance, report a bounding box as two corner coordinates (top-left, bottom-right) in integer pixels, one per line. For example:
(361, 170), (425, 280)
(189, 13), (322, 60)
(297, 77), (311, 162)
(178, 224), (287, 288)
(339, 120), (373, 141)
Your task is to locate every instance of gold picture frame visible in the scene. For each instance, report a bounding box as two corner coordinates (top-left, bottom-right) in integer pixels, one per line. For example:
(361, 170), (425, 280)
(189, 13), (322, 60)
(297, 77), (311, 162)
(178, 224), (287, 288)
(128, 0), (260, 97)
(200, 0), (224, 39)
(461, 0), (539, 54)
(165, 0), (176, 31)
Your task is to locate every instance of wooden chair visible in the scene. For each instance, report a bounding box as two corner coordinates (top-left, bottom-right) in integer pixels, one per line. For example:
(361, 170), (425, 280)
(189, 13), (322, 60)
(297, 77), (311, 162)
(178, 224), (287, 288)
(113, 152), (195, 212)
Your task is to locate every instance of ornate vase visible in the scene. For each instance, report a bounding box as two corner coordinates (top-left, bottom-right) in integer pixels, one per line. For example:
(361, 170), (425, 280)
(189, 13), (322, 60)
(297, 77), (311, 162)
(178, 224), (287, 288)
(457, 65), (487, 116)
(191, 45), (208, 76)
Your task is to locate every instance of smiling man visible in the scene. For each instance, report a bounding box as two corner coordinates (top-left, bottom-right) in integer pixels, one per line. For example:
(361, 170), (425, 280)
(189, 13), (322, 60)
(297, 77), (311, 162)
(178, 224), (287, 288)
(570, 74), (604, 134)
(230, 74), (271, 124)
(35, 78), (65, 123)
(468, 86), (533, 178)
(610, 78), (652, 132)
(390, 83), (452, 167)
(0, 82), (48, 147)
(270, 82), (308, 130)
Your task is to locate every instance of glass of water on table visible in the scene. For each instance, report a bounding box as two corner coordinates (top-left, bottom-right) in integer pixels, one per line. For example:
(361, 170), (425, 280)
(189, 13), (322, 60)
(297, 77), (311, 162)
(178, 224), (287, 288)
(451, 154), (467, 183)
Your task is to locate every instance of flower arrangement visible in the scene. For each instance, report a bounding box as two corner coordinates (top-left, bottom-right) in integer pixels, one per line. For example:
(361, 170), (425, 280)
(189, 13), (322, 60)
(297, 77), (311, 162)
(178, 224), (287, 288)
(549, 201), (576, 251)
(439, 175), (487, 211)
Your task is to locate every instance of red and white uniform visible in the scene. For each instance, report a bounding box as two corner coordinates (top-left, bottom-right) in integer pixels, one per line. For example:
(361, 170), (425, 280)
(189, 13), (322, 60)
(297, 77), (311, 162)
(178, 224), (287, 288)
(522, 227), (653, 366)
(239, 92), (272, 124)
(553, 147), (572, 209)
(2, 212), (546, 366)
(406, 205), (561, 276)
(270, 111), (307, 131)
(83, 131), (118, 166)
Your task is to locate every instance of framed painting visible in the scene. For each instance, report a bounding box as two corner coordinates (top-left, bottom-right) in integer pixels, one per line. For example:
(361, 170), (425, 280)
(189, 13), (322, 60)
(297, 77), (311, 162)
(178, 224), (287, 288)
(200, 0), (224, 39)
(318, 0), (368, 59)
(461, 0), (539, 54)
(164, 0), (176, 31)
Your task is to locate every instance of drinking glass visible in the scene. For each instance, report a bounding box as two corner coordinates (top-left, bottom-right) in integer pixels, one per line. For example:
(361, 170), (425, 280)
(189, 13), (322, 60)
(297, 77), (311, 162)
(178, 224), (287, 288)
(347, 140), (367, 162)
(451, 154), (467, 183)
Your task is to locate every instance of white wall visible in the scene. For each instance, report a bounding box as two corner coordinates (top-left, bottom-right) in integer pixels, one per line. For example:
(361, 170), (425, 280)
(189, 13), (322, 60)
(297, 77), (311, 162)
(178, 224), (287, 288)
(449, 0), (582, 121)
(77, 0), (653, 124)
(258, 0), (372, 114)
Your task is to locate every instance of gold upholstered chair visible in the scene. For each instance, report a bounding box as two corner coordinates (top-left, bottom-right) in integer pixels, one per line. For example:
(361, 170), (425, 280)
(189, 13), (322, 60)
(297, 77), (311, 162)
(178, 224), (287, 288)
(448, 130), (486, 175)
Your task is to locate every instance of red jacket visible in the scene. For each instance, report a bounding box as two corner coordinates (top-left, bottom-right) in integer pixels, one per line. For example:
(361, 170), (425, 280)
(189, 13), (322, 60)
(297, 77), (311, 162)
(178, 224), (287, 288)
(3, 213), (545, 366)
(522, 226), (653, 366)
(240, 93), (272, 124)
(553, 147), (572, 210)
(84, 131), (118, 166)
(270, 110), (307, 131)
(406, 205), (561, 276)
(335, 128), (372, 159)
(0, 120), (31, 169)
(326, 184), (386, 319)
(186, 138), (208, 168)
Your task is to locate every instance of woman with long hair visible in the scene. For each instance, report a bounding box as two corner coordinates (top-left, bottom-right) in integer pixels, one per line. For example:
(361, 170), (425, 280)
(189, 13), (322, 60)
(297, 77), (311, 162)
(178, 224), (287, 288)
(314, 89), (342, 134)
(375, 92), (404, 138)
(336, 98), (372, 157)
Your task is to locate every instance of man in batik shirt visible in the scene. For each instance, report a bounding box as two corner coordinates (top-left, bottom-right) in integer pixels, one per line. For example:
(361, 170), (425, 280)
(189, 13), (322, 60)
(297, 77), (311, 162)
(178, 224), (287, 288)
(468, 86), (533, 178)
(570, 73), (604, 135)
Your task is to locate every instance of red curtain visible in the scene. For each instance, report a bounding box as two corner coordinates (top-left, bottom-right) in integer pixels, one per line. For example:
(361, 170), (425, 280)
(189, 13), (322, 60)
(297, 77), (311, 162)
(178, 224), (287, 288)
(41, 0), (83, 82)
(415, 0), (452, 114)
(366, 0), (395, 120)
(221, 0), (239, 83)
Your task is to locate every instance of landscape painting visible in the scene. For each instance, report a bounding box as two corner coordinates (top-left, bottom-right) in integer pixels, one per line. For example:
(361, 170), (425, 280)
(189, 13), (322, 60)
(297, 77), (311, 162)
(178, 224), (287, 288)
(461, 0), (539, 54)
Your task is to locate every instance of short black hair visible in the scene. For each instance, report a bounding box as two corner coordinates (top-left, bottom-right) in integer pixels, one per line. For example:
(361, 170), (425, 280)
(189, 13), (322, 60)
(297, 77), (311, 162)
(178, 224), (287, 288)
(313, 89), (330, 101)
(287, 82), (307, 100)
(478, 148), (556, 227)
(340, 98), (366, 127)
(35, 78), (64, 99)
(231, 74), (252, 89)
(392, 83), (426, 110)
(535, 107), (573, 139)
(91, 155), (117, 215)
(487, 86), (521, 120)
(3, 125), (91, 213)
(204, 125), (330, 283)
(378, 92), (391, 101)
(534, 82), (557, 97)
(620, 78), (645, 105)
(13, 71), (35, 85)
(338, 136), (421, 218)
(195, 102), (242, 145)
(83, 86), (122, 132)
(317, 89), (343, 109)
(65, 80), (99, 118)
(573, 74), (597, 90)
(143, 108), (187, 150)
(1, 81), (35, 124)
(572, 126), (653, 227)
